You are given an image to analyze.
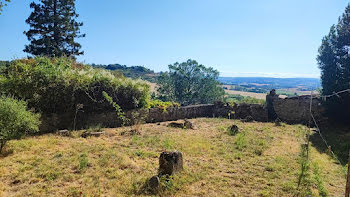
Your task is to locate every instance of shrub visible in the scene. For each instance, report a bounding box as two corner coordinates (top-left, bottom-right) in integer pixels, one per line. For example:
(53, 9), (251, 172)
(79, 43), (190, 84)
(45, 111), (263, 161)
(0, 96), (40, 153)
(149, 100), (180, 112)
(0, 57), (150, 115)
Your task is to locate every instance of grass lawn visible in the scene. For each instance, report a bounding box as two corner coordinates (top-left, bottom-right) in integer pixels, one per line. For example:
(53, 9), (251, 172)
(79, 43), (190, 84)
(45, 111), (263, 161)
(0, 118), (346, 196)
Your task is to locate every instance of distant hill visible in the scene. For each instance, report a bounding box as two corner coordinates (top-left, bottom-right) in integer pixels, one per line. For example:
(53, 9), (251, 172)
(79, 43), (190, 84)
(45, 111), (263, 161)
(218, 77), (320, 91)
(91, 63), (159, 82)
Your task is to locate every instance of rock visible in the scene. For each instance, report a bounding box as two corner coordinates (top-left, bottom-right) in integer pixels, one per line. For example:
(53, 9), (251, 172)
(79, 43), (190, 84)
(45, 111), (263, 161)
(81, 131), (105, 138)
(275, 118), (282, 126)
(167, 122), (184, 128)
(184, 119), (194, 129)
(57, 129), (70, 136)
(158, 151), (183, 176)
(228, 125), (239, 135)
(243, 116), (254, 122)
(148, 176), (160, 190)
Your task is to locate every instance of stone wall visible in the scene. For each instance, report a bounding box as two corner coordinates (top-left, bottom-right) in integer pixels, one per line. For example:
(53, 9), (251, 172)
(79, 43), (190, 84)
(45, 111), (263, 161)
(273, 95), (324, 124)
(39, 94), (325, 132)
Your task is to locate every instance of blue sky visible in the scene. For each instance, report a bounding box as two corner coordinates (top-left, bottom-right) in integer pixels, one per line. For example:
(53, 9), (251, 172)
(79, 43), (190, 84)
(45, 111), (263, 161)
(0, 0), (349, 78)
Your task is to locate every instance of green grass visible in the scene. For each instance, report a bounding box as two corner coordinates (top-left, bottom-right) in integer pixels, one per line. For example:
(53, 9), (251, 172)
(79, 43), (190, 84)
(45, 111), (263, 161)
(0, 118), (346, 196)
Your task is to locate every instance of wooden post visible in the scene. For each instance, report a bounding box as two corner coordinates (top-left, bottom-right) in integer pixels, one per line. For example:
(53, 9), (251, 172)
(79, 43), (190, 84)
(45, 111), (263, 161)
(345, 151), (350, 197)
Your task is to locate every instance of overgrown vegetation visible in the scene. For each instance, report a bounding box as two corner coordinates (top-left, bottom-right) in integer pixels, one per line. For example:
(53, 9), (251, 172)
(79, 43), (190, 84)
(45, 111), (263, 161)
(0, 96), (40, 153)
(148, 99), (180, 111)
(0, 57), (150, 115)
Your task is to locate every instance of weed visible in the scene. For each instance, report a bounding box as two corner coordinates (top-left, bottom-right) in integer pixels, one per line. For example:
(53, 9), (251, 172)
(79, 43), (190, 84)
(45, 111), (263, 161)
(79, 153), (89, 172)
(234, 133), (247, 150)
(312, 162), (328, 197)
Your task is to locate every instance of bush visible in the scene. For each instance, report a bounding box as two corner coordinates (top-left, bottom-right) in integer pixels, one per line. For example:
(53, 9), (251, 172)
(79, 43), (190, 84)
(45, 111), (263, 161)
(149, 100), (180, 111)
(0, 96), (41, 153)
(0, 57), (150, 115)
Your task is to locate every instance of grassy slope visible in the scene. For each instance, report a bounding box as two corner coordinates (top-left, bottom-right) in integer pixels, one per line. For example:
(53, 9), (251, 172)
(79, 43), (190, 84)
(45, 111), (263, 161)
(0, 118), (345, 197)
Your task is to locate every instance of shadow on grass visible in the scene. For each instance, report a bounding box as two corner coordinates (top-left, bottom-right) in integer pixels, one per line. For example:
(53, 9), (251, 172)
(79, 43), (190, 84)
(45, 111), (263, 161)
(309, 122), (350, 166)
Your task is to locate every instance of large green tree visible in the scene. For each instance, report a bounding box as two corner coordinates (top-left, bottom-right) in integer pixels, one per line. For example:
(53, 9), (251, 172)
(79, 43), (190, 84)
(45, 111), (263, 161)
(157, 59), (224, 105)
(24, 0), (85, 57)
(317, 4), (350, 122)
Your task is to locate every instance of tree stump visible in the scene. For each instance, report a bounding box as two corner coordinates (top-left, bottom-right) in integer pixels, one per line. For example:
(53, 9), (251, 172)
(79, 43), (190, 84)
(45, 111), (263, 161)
(158, 151), (183, 176)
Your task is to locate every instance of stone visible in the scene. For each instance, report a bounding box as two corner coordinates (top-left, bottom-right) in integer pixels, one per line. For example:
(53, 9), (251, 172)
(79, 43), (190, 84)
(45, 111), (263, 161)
(120, 129), (141, 136)
(81, 131), (105, 138)
(184, 119), (194, 129)
(57, 129), (70, 136)
(243, 116), (254, 122)
(148, 176), (160, 190)
(275, 118), (282, 126)
(228, 125), (239, 135)
(158, 151), (184, 176)
(167, 122), (184, 128)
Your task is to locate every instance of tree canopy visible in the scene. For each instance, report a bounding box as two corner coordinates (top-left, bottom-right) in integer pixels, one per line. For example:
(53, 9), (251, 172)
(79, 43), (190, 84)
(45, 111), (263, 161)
(317, 4), (350, 122)
(24, 0), (85, 57)
(157, 59), (224, 105)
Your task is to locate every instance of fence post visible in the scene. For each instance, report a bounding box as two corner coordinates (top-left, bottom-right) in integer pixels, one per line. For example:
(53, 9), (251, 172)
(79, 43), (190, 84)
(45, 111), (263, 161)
(345, 151), (350, 197)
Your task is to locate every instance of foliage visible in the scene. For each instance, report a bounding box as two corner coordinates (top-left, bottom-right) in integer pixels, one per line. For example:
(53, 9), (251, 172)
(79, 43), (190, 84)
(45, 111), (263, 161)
(0, 96), (40, 153)
(102, 91), (127, 125)
(24, 0), (85, 57)
(317, 4), (350, 122)
(225, 94), (265, 105)
(0, 60), (9, 74)
(148, 99), (180, 111)
(157, 59), (224, 105)
(0, 0), (10, 14)
(91, 63), (158, 82)
(0, 57), (150, 115)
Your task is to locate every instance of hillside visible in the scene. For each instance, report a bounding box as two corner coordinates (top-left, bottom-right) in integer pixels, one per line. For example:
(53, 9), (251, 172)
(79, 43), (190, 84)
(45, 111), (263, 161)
(218, 77), (321, 90)
(0, 118), (344, 196)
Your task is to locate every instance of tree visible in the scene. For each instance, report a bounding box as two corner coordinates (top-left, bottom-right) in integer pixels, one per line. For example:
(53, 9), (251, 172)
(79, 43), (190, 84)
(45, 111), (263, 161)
(317, 25), (339, 96)
(24, 0), (85, 57)
(157, 59), (224, 105)
(317, 4), (350, 122)
(0, 0), (10, 14)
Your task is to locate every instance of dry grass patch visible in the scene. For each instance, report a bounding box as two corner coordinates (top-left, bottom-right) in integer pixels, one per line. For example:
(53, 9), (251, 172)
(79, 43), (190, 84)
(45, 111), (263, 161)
(0, 118), (346, 196)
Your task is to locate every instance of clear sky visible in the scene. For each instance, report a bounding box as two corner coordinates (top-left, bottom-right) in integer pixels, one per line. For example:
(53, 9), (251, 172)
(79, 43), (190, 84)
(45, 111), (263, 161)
(0, 0), (349, 78)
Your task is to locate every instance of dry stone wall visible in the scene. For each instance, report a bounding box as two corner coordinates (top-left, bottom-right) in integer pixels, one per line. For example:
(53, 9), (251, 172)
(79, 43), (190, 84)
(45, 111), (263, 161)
(39, 94), (325, 132)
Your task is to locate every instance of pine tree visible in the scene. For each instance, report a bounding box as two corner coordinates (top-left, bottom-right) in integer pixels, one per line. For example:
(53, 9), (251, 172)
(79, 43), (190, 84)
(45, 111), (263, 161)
(317, 25), (339, 95)
(24, 0), (85, 57)
(336, 5), (350, 91)
(317, 4), (350, 123)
